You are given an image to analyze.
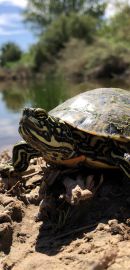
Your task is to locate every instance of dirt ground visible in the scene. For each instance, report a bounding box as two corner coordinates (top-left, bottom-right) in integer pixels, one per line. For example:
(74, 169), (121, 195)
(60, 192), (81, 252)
(0, 151), (130, 270)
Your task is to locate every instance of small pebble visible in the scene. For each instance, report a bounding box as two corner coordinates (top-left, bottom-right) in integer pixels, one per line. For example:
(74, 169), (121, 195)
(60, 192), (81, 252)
(84, 233), (93, 242)
(108, 219), (118, 226)
(96, 223), (105, 231)
(110, 234), (123, 244)
(126, 218), (130, 226)
(110, 225), (123, 235)
(103, 225), (110, 232)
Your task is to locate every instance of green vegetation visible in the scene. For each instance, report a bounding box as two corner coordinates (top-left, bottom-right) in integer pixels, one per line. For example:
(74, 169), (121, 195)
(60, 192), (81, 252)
(56, 38), (130, 81)
(1, 1), (130, 82)
(22, 0), (106, 71)
(0, 42), (22, 67)
(101, 5), (130, 45)
(23, 0), (105, 32)
(32, 13), (99, 71)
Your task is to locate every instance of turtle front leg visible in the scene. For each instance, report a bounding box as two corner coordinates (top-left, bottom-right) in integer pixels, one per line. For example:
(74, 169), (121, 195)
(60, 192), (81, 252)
(12, 141), (41, 172)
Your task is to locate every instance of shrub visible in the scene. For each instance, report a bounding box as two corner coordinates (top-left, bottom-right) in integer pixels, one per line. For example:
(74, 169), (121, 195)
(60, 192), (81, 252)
(33, 13), (99, 70)
(66, 13), (97, 43)
(0, 42), (22, 66)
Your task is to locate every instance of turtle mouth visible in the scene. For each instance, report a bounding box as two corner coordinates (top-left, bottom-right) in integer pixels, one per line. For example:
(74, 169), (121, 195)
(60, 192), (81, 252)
(18, 116), (47, 154)
(19, 117), (34, 142)
(19, 115), (37, 129)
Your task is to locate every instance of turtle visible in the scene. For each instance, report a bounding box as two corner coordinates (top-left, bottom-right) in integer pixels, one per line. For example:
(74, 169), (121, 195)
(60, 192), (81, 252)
(11, 88), (130, 179)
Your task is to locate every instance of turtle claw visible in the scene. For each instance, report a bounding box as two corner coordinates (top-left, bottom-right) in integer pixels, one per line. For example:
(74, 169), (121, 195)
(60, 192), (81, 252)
(63, 174), (104, 205)
(63, 177), (93, 205)
(124, 153), (130, 163)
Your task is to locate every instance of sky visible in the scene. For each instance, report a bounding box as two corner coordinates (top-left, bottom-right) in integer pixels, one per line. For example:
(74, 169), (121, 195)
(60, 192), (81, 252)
(0, 0), (129, 52)
(0, 0), (35, 51)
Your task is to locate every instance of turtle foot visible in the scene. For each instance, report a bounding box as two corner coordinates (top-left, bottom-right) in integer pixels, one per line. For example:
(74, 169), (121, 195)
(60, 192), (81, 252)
(63, 174), (103, 205)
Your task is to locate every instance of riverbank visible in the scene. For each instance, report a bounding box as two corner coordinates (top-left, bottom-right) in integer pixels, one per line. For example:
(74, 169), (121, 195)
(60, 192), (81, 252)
(1, 38), (130, 84)
(0, 66), (32, 81)
(55, 38), (130, 83)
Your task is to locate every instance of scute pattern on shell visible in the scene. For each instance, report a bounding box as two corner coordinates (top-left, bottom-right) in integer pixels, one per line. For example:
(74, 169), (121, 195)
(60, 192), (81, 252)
(50, 88), (130, 139)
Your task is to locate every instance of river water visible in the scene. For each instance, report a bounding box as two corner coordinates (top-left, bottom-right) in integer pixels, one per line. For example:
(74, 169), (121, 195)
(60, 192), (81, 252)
(0, 73), (129, 153)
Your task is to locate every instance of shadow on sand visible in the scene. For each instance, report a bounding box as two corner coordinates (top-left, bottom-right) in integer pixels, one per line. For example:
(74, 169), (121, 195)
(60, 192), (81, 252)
(35, 171), (130, 256)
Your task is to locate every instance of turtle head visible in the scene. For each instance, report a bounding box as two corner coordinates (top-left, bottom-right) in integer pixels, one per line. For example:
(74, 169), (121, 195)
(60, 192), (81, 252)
(19, 107), (75, 163)
(19, 107), (49, 139)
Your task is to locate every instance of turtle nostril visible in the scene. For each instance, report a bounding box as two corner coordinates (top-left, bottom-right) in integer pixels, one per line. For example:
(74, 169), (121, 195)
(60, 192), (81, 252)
(23, 108), (29, 116)
(23, 108), (34, 117)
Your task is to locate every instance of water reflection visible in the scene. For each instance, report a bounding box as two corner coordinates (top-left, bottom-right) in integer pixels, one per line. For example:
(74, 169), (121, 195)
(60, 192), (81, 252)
(0, 73), (129, 152)
(2, 86), (28, 112)
(28, 73), (69, 110)
(0, 92), (21, 152)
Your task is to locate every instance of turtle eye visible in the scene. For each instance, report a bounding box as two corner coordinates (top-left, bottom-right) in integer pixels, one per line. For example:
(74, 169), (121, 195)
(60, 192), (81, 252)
(35, 108), (44, 113)
(35, 108), (48, 118)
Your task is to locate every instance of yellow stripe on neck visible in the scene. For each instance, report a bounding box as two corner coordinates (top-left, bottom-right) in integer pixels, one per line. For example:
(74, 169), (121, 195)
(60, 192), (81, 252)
(30, 128), (73, 150)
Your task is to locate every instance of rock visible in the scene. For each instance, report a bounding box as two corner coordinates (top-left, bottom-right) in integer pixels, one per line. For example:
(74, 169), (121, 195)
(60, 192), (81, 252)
(0, 194), (24, 222)
(0, 212), (12, 223)
(0, 223), (13, 253)
(108, 219), (118, 226)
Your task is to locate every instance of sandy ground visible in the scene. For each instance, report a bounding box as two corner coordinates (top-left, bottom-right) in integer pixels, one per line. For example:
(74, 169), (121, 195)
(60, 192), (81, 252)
(0, 151), (130, 270)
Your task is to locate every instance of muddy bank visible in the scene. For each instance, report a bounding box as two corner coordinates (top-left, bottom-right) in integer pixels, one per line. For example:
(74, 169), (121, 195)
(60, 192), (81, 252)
(0, 50), (130, 84)
(0, 67), (32, 81)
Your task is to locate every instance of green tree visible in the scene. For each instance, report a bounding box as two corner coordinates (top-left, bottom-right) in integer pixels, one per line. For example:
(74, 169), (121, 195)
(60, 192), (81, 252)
(24, 0), (106, 33)
(109, 4), (130, 44)
(101, 4), (130, 45)
(0, 42), (22, 66)
(32, 13), (98, 70)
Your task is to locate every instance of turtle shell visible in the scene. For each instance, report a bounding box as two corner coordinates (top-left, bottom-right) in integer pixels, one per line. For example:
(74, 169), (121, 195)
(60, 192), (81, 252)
(49, 88), (130, 141)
